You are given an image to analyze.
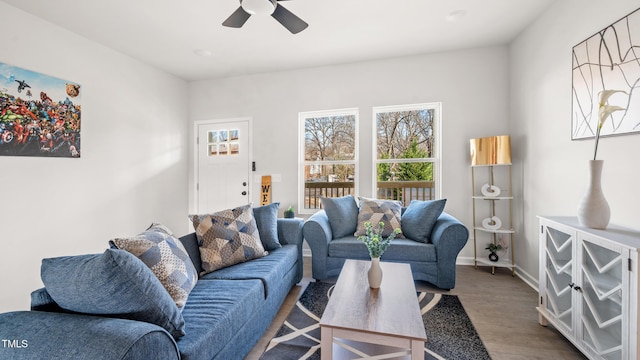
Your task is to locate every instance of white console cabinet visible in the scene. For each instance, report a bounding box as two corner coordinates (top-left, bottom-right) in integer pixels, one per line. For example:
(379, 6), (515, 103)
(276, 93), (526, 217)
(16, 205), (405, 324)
(538, 216), (640, 360)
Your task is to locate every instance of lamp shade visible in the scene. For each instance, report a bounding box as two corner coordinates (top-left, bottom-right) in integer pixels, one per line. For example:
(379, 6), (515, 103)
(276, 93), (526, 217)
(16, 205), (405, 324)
(469, 135), (511, 166)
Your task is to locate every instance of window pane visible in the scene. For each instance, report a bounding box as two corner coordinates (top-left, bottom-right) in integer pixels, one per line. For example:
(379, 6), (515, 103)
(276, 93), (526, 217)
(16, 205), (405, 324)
(376, 109), (434, 159)
(376, 161), (435, 206)
(305, 115), (356, 161)
(377, 161), (433, 181)
(303, 164), (355, 209)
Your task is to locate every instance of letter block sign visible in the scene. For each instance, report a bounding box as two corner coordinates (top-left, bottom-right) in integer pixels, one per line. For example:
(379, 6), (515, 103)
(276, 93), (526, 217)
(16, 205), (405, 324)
(261, 175), (271, 206)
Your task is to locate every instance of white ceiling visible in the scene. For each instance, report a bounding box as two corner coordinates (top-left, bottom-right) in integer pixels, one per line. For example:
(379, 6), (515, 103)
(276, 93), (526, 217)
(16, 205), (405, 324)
(3, 0), (557, 81)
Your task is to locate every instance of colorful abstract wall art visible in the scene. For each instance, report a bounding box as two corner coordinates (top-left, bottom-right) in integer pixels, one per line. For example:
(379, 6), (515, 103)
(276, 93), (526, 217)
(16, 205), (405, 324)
(0, 62), (81, 157)
(572, 7), (640, 140)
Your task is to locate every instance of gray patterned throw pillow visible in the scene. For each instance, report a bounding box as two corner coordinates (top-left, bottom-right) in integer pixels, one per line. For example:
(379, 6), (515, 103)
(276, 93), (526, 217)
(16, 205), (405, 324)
(354, 197), (404, 238)
(190, 204), (267, 275)
(110, 223), (198, 308)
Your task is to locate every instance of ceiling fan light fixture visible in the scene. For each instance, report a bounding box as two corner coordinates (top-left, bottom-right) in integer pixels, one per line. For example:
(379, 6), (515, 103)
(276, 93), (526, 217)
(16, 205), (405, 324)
(241, 0), (276, 15)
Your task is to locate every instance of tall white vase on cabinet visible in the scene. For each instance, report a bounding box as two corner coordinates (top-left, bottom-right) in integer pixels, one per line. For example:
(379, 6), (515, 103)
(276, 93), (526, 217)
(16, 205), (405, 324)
(578, 160), (610, 229)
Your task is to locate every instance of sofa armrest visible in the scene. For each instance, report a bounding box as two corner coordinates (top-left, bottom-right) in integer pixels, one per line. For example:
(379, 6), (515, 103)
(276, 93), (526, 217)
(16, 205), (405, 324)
(0, 311), (179, 360)
(277, 218), (303, 247)
(430, 212), (469, 289)
(303, 210), (334, 280)
(303, 211), (332, 256)
(278, 218), (304, 283)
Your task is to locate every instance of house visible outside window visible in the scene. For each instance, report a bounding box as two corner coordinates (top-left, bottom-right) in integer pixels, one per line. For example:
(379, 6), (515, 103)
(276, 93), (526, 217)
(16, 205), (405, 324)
(374, 103), (441, 205)
(299, 108), (358, 212)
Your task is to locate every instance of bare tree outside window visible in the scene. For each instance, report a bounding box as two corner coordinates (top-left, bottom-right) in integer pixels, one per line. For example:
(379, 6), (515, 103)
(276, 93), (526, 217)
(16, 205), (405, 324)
(300, 110), (357, 211)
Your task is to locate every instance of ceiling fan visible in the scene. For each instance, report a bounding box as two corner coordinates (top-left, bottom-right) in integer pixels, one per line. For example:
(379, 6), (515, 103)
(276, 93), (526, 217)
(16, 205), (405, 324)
(222, 0), (308, 34)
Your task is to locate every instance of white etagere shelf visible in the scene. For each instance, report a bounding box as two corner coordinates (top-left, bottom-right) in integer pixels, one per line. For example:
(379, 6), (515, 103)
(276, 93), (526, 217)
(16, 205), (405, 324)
(470, 163), (515, 275)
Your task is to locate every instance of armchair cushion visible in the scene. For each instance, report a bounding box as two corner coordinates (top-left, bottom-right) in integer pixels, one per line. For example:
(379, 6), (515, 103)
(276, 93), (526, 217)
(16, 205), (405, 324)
(354, 197), (403, 238)
(320, 195), (358, 238)
(401, 199), (447, 243)
(40, 249), (186, 339)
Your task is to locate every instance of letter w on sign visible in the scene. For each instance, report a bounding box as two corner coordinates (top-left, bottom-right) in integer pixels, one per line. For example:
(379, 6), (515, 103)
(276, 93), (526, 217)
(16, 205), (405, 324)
(261, 175), (271, 206)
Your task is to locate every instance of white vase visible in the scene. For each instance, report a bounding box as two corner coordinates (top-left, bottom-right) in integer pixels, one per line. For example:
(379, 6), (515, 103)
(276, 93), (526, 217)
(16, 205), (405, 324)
(368, 257), (383, 289)
(578, 160), (610, 229)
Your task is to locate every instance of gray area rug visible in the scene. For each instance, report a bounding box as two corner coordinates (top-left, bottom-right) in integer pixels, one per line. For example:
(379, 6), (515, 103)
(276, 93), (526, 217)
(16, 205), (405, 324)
(260, 281), (491, 360)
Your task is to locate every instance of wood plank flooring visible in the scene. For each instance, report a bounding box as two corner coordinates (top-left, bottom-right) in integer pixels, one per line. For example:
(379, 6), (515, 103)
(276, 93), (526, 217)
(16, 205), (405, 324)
(245, 258), (587, 360)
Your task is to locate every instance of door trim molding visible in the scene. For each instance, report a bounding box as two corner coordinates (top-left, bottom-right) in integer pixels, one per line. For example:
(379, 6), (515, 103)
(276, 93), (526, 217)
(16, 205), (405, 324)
(192, 117), (253, 214)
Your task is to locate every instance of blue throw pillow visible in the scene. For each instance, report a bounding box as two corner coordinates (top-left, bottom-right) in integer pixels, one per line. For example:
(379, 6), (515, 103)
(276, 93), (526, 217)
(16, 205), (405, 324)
(401, 199), (447, 243)
(253, 202), (281, 250)
(320, 195), (358, 239)
(41, 249), (186, 339)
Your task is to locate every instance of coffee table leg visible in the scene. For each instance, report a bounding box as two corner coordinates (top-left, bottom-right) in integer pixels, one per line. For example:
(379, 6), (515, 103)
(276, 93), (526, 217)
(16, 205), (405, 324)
(411, 339), (424, 360)
(321, 326), (332, 360)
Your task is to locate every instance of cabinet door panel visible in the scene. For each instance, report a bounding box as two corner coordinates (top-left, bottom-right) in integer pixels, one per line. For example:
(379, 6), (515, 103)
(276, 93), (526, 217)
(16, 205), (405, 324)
(579, 235), (626, 360)
(543, 223), (575, 332)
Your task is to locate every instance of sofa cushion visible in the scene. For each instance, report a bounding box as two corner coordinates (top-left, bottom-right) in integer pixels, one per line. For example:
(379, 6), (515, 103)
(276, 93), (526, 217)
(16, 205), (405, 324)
(328, 237), (436, 262)
(320, 195), (358, 239)
(40, 249), (186, 339)
(401, 199), (447, 243)
(190, 204), (267, 275)
(253, 202), (281, 250)
(176, 279), (265, 360)
(199, 245), (298, 298)
(109, 223), (198, 308)
(354, 197), (404, 238)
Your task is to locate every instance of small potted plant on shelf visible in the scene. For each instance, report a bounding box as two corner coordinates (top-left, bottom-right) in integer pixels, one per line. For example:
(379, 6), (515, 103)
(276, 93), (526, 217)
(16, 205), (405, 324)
(284, 206), (295, 218)
(358, 221), (401, 289)
(486, 243), (503, 262)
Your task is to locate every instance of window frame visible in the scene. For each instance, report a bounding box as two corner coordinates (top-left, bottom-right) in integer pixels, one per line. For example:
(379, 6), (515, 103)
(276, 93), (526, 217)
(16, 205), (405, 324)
(298, 108), (359, 214)
(371, 102), (442, 202)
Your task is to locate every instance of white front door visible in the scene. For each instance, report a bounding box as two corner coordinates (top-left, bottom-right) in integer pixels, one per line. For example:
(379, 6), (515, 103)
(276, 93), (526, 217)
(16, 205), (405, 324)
(196, 119), (250, 213)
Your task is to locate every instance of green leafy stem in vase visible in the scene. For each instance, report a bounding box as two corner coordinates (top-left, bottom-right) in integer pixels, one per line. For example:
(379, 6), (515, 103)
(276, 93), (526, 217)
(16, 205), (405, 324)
(357, 221), (401, 258)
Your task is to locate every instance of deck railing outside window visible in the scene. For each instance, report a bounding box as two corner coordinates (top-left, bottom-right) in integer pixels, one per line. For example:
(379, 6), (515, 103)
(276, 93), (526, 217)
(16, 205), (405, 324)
(304, 181), (435, 209)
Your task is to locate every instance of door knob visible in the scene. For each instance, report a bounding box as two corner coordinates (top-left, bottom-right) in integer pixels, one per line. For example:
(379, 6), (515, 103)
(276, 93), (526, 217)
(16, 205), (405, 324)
(242, 182), (247, 186)
(241, 191), (247, 196)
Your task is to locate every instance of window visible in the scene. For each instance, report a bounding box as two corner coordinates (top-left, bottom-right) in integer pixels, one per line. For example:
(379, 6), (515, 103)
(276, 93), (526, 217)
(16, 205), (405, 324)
(374, 103), (440, 205)
(207, 129), (240, 156)
(299, 109), (358, 212)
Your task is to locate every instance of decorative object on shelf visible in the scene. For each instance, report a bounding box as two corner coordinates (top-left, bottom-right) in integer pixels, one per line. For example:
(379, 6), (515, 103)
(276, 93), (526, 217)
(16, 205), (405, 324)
(481, 183), (501, 197)
(357, 221), (401, 289)
(481, 216), (502, 230)
(577, 90), (626, 229)
(485, 243), (502, 262)
(284, 206), (295, 218)
(571, 6), (640, 140)
(578, 160), (610, 229)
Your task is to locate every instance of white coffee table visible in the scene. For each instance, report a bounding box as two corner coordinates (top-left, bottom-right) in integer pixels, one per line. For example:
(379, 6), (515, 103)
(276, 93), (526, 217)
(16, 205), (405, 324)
(319, 259), (427, 359)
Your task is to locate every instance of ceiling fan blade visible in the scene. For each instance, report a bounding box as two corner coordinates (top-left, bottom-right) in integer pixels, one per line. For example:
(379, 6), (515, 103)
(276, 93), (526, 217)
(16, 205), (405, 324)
(271, 3), (308, 34)
(222, 6), (251, 28)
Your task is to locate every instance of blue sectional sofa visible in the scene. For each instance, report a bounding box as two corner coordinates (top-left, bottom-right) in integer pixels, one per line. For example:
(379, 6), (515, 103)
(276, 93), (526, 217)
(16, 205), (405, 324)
(0, 217), (304, 360)
(303, 196), (468, 290)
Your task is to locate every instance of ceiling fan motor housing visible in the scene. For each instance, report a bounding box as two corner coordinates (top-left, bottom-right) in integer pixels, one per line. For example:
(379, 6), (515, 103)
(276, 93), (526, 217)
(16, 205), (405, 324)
(241, 0), (276, 15)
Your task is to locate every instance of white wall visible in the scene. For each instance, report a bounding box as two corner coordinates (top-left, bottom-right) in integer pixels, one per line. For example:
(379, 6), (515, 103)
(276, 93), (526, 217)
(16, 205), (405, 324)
(188, 46), (510, 262)
(510, 0), (640, 286)
(0, 3), (189, 312)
